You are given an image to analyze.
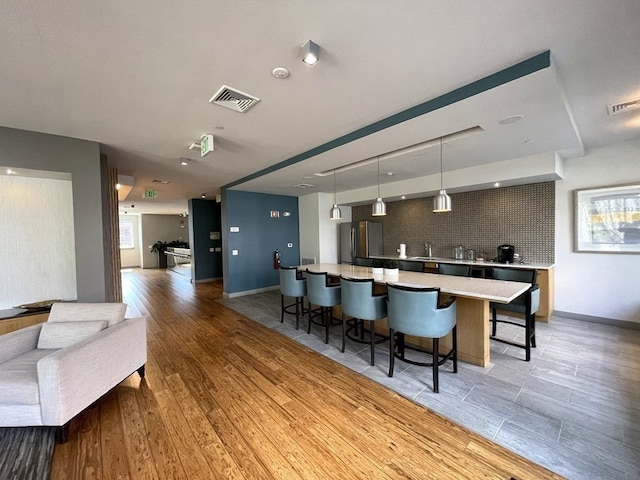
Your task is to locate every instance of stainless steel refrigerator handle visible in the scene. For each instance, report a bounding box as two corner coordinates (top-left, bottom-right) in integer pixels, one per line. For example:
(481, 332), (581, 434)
(351, 227), (355, 261)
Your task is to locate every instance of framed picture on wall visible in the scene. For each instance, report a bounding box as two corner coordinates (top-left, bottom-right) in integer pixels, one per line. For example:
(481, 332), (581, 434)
(574, 183), (640, 253)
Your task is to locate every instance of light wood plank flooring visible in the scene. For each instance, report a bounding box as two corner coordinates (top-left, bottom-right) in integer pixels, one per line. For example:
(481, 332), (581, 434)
(51, 268), (564, 479)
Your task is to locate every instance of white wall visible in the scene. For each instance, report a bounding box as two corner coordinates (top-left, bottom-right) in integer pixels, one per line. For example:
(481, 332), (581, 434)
(299, 192), (351, 264)
(555, 139), (640, 323)
(119, 214), (141, 268)
(140, 214), (190, 268)
(0, 175), (77, 309)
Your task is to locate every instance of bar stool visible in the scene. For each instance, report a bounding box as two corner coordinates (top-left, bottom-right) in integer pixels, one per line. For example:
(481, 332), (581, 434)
(339, 276), (388, 366)
(398, 260), (424, 272)
(438, 263), (472, 276)
(489, 267), (539, 361)
(279, 266), (307, 330)
(306, 270), (342, 344)
(386, 284), (457, 393)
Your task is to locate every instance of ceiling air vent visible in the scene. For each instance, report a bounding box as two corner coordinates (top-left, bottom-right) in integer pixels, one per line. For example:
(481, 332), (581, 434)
(607, 98), (640, 116)
(294, 183), (315, 189)
(209, 85), (260, 113)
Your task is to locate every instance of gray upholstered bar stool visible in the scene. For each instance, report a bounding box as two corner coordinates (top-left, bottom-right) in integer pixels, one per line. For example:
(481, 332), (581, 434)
(339, 276), (388, 366)
(386, 284), (457, 393)
(279, 266), (307, 330)
(438, 263), (472, 277)
(306, 270), (342, 344)
(489, 267), (539, 361)
(355, 257), (375, 267)
(398, 260), (424, 272)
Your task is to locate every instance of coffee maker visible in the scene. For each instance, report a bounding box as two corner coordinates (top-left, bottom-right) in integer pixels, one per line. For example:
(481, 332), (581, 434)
(496, 244), (515, 263)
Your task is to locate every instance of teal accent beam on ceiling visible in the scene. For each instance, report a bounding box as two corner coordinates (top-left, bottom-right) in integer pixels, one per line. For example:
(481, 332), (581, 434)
(224, 50), (551, 190)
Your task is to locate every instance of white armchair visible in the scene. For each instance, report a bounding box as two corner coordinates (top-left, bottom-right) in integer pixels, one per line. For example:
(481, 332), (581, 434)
(0, 303), (146, 442)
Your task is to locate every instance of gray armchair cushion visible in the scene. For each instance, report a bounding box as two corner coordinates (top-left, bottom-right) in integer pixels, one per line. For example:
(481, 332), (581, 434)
(0, 349), (56, 405)
(37, 321), (107, 349)
(47, 302), (127, 327)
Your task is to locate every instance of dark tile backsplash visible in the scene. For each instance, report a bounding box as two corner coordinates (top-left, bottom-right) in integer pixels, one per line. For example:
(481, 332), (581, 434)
(352, 182), (555, 264)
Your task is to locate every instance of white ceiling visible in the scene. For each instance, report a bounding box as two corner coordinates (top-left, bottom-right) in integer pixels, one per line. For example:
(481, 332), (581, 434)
(1, 1), (639, 214)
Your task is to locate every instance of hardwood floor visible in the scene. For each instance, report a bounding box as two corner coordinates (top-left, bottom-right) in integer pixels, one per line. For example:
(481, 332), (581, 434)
(51, 268), (564, 479)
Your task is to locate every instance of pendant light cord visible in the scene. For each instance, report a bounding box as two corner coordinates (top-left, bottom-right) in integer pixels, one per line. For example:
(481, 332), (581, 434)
(377, 156), (381, 197)
(333, 169), (337, 204)
(440, 137), (444, 190)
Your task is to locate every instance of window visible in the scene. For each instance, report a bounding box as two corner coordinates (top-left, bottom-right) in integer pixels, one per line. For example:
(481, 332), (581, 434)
(119, 221), (135, 249)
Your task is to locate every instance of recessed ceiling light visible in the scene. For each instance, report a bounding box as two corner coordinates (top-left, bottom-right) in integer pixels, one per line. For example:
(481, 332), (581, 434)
(401, 195), (406, 200)
(272, 67), (290, 79)
(180, 158), (189, 166)
(386, 172), (394, 176)
(498, 114), (524, 125)
(294, 183), (314, 189)
(152, 179), (170, 184)
(494, 182), (501, 187)
(6, 168), (16, 175)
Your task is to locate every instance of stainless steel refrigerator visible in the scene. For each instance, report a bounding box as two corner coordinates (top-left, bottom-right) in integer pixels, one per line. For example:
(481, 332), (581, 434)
(340, 221), (383, 263)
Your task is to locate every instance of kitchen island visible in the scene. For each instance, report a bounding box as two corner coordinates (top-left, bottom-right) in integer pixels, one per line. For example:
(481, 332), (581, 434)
(301, 263), (530, 367)
(371, 255), (555, 321)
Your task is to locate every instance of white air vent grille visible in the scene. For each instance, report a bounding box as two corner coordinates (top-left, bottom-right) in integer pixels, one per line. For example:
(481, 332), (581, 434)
(294, 183), (315, 189)
(607, 98), (640, 116)
(209, 85), (260, 113)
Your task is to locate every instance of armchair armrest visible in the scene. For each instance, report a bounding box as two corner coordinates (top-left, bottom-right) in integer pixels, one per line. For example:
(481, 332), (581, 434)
(0, 324), (42, 364)
(37, 317), (146, 426)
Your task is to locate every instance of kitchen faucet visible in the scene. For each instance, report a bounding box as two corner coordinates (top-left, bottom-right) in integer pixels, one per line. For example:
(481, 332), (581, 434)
(424, 242), (432, 258)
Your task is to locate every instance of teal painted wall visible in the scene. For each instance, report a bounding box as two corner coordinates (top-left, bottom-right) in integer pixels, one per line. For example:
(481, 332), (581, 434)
(222, 190), (300, 294)
(188, 199), (223, 281)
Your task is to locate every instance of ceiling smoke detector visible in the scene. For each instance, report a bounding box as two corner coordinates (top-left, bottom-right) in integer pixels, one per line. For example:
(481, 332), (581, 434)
(607, 98), (640, 115)
(209, 85), (261, 113)
(272, 67), (290, 79)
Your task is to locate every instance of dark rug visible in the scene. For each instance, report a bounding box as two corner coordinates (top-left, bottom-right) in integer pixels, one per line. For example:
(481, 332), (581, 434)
(0, 427), (55, 480)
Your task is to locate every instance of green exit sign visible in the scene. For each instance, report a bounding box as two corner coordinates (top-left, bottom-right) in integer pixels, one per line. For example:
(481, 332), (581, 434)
(200, 134), (214, 157)
(144, 189), (157, 198)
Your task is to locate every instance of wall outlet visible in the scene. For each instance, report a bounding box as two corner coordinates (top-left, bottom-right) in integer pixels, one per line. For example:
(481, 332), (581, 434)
(209, 247), (214, 252)
(232, 249), (238, 255)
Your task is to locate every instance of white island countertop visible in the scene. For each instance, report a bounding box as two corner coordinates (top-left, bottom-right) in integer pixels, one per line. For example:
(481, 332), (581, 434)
(302, 263), (530, 304)
(370, 255), (554, 270)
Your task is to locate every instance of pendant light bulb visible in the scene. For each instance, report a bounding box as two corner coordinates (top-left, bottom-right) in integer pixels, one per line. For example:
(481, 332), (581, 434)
(371, 156), (387, 216)
(433, 137), (452, 213)
(330, 169), (342, 220)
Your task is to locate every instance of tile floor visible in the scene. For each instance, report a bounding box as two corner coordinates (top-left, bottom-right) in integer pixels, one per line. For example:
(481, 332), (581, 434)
(219, 290), (640, 480)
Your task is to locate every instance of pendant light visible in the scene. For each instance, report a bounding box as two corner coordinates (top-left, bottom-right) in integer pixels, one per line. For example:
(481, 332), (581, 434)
(433, 137), (452, 212)
(371, 156), (387, 216)
(329, 169), (342, 220)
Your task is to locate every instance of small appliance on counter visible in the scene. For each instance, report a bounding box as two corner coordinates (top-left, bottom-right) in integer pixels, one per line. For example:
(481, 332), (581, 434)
(496, 244), (515, 263)
(453, 245), (465, 260)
